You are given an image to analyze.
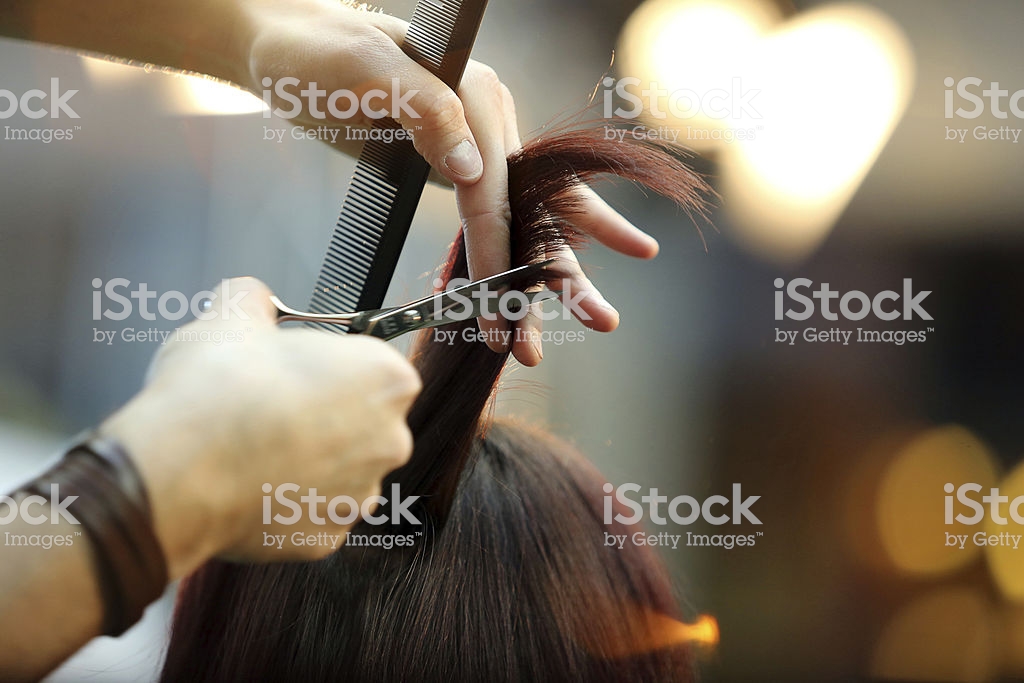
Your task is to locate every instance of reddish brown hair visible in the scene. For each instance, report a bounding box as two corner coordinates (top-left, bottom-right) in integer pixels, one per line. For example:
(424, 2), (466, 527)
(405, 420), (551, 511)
(161, 124), (709, 682)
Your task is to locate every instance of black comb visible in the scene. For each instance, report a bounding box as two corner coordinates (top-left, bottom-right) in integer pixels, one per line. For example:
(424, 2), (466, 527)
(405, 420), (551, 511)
(307, 0), (489, 325)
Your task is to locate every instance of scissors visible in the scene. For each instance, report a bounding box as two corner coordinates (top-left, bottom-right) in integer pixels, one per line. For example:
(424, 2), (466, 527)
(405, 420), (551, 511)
(272, 260), (558, 341)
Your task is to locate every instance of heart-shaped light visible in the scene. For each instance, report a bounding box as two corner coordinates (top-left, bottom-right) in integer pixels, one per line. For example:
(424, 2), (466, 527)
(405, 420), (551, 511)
(619, 1), (915, 264)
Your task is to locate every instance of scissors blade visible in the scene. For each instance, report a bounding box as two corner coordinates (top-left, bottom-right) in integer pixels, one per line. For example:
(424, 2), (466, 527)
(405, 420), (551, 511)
(362, 259), (557, 340)
(417, 290), (560, 332)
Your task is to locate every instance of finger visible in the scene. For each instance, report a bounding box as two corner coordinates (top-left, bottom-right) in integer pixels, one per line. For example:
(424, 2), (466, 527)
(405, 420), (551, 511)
(511, 284), (545, 366)
(499, 79), (522, 151)
(551, 246), (620, 333)
(352, 37), (483, 184)
(272, 14), (484, 184)
(313, 128), (455, 188)
(455, 64), (515, 352)
(497, 87), (545, 363)
(571, 185), (660, 259)
(202, 277), (278, 329)
(144, 277), (276, 384)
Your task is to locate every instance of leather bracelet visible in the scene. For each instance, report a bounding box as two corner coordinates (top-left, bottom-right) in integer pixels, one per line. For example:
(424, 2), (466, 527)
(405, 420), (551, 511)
(22, 434), (168, 637)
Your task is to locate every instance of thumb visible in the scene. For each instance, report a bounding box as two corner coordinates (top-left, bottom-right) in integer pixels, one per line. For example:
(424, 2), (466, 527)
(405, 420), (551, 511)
(393, 71), (483, 184)
(360, 14), (484, 184)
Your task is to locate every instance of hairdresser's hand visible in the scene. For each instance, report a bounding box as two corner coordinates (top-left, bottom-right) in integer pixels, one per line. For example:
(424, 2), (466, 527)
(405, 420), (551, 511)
(100, 278), (420, 577)
(237, 0), (659, 366)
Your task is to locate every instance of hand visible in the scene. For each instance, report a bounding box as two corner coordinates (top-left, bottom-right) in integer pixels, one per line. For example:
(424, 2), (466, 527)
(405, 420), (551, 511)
(100, 278), (421, 577)
(236, 0), (660, 366)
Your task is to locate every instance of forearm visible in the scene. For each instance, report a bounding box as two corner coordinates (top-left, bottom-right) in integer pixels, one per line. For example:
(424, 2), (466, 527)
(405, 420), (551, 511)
(0, 392), (220, 681)
(0, 0), (256, 86)
(0, 505), (102, 681)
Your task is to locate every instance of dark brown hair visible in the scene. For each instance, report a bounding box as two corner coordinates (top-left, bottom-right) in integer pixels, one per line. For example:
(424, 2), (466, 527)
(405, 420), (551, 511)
(161, 123), (709, 682)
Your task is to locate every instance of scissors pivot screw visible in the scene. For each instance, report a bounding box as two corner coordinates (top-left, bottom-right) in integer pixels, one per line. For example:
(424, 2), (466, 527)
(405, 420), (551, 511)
(402, 310), (423, 325)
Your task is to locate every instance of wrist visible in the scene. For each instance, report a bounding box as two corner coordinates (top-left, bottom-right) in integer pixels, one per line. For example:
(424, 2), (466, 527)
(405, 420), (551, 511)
(185, 0), (260, 88)
(99, 389), (236, 579)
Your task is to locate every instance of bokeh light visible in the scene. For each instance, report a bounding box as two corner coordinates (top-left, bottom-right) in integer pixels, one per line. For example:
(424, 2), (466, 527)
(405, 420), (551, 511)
(80, 55), (141, 85)
(617, 0), (783, 150)
(721, 4), (915, 263)
(870, 588), (997, 683)
(985, 461), (1024, 602)
(876, 425), (998, 577)
(82, 55), (267, 115)
(171, 76), (267, 116)
(618, 1), (914, 264)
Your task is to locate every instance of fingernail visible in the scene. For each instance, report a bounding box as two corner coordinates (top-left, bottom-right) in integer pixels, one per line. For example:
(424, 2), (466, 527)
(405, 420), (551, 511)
(444, 139), (483, 179)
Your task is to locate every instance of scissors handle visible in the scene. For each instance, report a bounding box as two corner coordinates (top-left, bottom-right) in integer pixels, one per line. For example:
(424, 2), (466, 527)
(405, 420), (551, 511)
(275, 259), (558, 338)
(271, 296), (360, 327)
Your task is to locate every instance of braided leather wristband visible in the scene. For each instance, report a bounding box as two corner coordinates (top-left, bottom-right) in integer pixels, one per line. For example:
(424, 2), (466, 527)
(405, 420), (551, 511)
(22, 435), (168, 637)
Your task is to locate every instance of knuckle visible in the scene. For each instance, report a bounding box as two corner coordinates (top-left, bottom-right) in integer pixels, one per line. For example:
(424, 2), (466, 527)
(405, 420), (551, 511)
(499, 83), (516, 113)
(468, 63), (502, 92)
(346, 27), (396, 65)
(390, 426), (415, 465)
(415, 91), (467, 139)
(367, 345), (421, 395)
(392, 362), (422, 399)
(460, 201), (512, 231)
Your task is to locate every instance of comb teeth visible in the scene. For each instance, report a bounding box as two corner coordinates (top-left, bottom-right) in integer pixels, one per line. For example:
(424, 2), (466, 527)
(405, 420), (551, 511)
(308, 123), (428, 316)
(307, 0), (488, 332)
(405, 0), (464, 70)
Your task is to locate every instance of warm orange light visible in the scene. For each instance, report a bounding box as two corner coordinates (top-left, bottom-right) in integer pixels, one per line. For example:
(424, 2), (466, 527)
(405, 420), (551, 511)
(870, 588), (997, 682)
(985, 461), (1024, 602)
(82, 55), (268, 116)
(673, 613), (720, 649)
(585, 609), (720, 658)
(876, 425), (998, 577)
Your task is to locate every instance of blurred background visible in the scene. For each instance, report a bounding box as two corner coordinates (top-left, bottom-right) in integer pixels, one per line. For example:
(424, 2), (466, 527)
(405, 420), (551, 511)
(1, 0), (1023, 680)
